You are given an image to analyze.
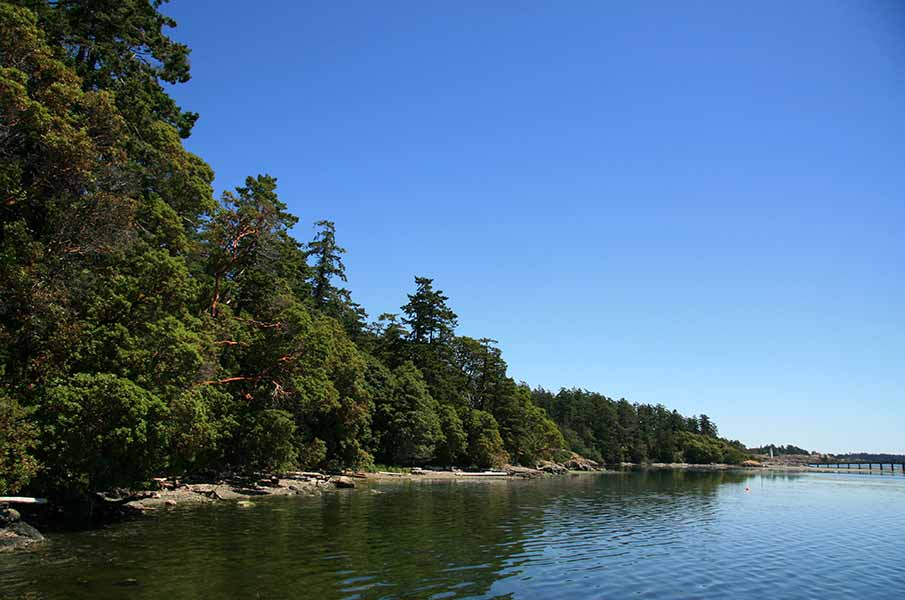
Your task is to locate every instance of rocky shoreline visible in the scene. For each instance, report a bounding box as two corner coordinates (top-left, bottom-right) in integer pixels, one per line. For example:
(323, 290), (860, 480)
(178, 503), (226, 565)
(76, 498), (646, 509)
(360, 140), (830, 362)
(0, 457), (603, 551)
(5, 457), (828, 552)
(115, 471), (355, 512)
(0, 472), (358, 552)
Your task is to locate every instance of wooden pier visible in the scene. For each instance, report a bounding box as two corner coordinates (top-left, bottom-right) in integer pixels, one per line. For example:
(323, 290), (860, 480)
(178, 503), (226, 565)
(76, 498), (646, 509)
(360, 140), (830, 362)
(807, 462), (905, 473)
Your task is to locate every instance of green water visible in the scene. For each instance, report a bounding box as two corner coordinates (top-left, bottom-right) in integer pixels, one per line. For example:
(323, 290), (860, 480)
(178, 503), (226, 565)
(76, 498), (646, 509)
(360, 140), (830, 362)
(2, 470), (904, 599)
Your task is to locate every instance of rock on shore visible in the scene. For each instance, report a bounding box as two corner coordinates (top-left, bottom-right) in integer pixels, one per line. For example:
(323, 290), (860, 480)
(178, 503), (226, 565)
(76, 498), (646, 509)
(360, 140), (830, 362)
(0, 506), (44, 552)
(364, 455), (606, 482)
(534, 453), (602, 475)
(119, 472), (353, 512)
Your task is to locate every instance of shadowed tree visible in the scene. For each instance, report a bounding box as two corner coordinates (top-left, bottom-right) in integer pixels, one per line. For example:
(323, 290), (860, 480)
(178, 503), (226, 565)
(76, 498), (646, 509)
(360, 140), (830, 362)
(699, 414), (718, 438)
(387, 362), (443, 466)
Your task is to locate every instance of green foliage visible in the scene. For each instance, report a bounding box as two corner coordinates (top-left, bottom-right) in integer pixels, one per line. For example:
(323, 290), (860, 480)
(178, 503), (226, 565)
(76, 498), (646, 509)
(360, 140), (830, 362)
(494, 384), (564, 464)
(305, 219), (367, 338)
(750, 444), (810, 456)
(676, 432), (747, 465)
(166, 387), (240, 474)
(436, 405), (467, 466)
(298, 438), (328, 470)
(0, 0), (747, 499)
(203, 174), (297, 318)
(36, 374), (169, 493)
(402, 277), (457, 346)
(307, 220), (346, 306)
(698, 414), (718, 438)
(535, 388), (744, 465)
(0, 394), (39, 494)
(234, 409), (299, 473)
(384, 363), (443, 466)
(677, 432), (723, 464)
(16, 0), (198, 136)
(465, 410), (509, 469)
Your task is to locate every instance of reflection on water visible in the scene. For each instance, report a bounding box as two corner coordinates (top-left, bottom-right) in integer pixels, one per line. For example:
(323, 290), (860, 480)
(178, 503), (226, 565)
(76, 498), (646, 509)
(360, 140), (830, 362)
(2, 470), (904, 599)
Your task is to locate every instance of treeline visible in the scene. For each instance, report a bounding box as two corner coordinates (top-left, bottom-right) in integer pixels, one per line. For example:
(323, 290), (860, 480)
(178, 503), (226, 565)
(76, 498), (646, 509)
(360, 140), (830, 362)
(749, 444), (811, 456)
(835, 453), (905, 463)
(0, 1), (744, 498)
(532, 389), (747, 465)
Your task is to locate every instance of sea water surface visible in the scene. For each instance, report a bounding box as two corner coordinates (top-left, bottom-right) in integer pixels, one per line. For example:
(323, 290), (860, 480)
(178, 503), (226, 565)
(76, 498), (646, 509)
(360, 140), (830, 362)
(2, 470), (904, 599)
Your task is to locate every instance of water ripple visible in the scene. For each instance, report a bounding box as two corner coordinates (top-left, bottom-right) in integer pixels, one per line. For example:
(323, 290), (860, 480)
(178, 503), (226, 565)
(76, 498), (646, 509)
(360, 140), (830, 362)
(2, 472), (905, 599)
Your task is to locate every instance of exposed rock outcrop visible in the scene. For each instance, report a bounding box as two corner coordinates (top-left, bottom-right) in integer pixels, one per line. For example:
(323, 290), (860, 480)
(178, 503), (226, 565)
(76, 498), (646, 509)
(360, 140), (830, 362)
(563, 454), (602, 471)
(0, 506), (44, 552)
(121, 472), (349, 512)
(536, 460), (568, 475)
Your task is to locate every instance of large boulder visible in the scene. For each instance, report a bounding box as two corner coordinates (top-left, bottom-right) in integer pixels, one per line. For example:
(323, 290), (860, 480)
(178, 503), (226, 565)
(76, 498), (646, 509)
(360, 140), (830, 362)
(332, 476), (356, 489)
(563, 454), (602, 471)
(536, 460), (568, 475)
(0, 519), (44, 552)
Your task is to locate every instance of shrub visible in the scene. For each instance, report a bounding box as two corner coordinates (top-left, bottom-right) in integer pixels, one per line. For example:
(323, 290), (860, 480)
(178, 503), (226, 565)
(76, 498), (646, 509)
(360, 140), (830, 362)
(37, 374), (169, 493)
(235, 409), (298, 473)
(387, 363), (442, 466)
(0, 394), (39, 494)
(298, 437), (327, 469)
(167, 387), (240, 474)
(465, 410), (509, 469)
(436, 405), (466, 466)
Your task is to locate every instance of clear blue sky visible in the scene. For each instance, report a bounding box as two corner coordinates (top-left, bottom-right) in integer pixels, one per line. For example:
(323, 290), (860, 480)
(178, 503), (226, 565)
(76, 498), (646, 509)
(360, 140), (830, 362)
(162, 1), (905, 454)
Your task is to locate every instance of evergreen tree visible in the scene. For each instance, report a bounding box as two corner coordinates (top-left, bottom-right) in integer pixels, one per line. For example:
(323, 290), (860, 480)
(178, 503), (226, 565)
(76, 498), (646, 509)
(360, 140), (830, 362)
(699, 414), (718, 438)
(305, 220), (367, 336)
(465, 409), (508, 469)
(0, 0), (748, 496)
(307, 220), (346, 306)
(454, 337), (509, 412)
(204, 175), (297, 317)
(402, 277), (457, 345)
(436, 405), (467, 466)
(386, 363), (443, 466)
(400, 277), (461, 405)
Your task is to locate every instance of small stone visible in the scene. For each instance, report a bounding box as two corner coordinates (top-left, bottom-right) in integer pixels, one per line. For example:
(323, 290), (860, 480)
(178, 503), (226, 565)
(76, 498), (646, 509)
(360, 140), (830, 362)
(0, 508), (21, 525)
(164, 499), (177, 507)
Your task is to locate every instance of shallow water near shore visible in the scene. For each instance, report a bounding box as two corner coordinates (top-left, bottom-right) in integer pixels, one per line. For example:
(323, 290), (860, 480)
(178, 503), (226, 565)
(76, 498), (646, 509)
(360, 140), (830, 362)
(2, 470), (904, 599)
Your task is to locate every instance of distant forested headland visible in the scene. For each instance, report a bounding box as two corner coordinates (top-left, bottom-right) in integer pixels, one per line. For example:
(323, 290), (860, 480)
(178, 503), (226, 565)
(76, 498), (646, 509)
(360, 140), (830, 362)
(0, 1), (747, 498)
(748, 444), (810, 456)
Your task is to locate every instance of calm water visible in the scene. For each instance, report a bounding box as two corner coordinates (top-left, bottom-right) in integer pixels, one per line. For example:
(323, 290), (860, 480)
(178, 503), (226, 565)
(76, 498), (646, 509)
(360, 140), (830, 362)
(2, 471), (905, 599)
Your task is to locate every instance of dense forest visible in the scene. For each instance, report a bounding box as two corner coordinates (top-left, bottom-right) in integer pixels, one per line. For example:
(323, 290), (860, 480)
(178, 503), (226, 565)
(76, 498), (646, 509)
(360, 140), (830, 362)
(0, 1), (748, 498)
(532, 389), (747, 465)
(748, 444), (811, 456)
(834, 453), (905, 463)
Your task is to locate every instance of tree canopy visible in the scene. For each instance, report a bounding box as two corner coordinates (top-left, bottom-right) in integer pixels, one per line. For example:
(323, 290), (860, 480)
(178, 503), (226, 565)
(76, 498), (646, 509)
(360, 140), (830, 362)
(0, 1), (748, 497)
